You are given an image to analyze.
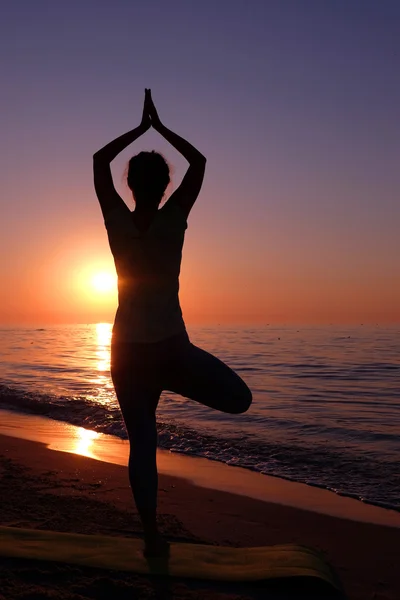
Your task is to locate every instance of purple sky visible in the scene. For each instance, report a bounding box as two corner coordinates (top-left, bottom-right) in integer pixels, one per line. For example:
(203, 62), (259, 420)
(1, 1), (399, 324)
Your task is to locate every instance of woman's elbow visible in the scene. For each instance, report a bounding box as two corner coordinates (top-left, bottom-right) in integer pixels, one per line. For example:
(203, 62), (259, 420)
(93, 150), (103, 162)
(194, 154), (206, 167)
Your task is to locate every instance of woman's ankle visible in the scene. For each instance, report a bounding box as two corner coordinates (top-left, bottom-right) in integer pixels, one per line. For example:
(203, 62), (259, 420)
(141, 514), (158, 538)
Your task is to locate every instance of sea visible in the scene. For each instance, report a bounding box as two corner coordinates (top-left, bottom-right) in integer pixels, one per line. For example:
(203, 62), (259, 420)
(0, 323), (399, 512)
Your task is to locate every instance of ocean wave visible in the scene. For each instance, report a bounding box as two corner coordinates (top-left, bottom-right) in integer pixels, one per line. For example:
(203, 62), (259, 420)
(1, 382), (399, 513)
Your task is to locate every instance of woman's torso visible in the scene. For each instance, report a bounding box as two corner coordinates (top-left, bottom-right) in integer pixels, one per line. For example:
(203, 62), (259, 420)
(104, 200), (188, 343)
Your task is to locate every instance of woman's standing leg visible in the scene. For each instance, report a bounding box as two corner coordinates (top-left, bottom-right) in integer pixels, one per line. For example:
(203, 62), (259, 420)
(110, 341), (166, 555)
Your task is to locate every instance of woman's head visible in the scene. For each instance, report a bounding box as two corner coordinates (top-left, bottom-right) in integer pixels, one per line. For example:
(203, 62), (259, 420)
(127, 151), (170, 206)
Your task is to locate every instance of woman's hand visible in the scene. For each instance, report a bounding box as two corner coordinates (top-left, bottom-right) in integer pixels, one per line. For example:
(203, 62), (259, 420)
(146, 89), (163, 130)
(140, 89), (152, 131)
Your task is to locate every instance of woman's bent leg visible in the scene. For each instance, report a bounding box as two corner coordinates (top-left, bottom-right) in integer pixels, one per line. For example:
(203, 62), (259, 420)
(163, 340), (252, 413)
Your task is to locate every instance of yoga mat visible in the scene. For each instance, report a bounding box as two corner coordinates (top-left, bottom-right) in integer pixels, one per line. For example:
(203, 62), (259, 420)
(0, 526), (343, 592)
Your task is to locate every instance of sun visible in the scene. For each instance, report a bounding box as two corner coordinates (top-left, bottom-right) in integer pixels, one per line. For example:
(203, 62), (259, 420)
(91, 272), (117, 293)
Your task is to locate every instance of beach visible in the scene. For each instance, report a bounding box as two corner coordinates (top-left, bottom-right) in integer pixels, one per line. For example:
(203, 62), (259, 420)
(0, 414), (399, 600)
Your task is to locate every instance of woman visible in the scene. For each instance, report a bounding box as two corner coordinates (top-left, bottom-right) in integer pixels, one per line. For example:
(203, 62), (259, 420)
(93, 89), (252, 557)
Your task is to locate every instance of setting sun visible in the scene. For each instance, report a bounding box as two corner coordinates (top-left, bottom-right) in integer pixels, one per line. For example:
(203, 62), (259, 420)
(91, 272), (117, 293)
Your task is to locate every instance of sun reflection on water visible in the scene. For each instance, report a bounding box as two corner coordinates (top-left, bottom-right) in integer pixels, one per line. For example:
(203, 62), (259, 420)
(94, 323), (113, 394)
(73, 427), (99, 458)
(96, 322), (112, 347)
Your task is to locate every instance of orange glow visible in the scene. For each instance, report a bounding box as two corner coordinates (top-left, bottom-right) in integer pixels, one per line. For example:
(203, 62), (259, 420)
(0, 212), (398, 326)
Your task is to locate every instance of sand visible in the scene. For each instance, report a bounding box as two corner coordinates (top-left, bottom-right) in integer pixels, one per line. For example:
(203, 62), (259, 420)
(0, 428), (399, 599)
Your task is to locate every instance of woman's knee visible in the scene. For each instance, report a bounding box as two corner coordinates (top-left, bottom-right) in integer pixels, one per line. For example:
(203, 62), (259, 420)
(126, 412), (157, 443)
(229, 380), (252, 414)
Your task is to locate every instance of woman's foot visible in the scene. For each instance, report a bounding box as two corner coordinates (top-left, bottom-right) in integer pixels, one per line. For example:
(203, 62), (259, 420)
(143, 532), (170, 558)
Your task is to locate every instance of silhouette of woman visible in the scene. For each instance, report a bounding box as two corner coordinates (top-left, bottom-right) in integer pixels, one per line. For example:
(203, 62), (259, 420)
(93, 89), (252, 557)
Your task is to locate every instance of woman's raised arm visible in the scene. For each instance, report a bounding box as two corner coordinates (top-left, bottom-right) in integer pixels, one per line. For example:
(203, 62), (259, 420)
(93, 91), (151, 219)
(148, 90), (206, 218)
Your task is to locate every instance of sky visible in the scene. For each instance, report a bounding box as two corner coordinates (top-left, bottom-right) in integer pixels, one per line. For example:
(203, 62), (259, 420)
(0, 0), (399, 325)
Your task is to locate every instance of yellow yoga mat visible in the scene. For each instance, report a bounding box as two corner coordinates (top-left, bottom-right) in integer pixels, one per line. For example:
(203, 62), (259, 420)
(0, 526), (342, 591)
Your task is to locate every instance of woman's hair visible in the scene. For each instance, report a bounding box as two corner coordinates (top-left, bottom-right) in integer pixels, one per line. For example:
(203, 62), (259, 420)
(127, 151), (170, 201)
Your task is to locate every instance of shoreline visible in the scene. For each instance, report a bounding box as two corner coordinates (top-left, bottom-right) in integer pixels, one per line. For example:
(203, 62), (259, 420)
(0, 408), (399, 529)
